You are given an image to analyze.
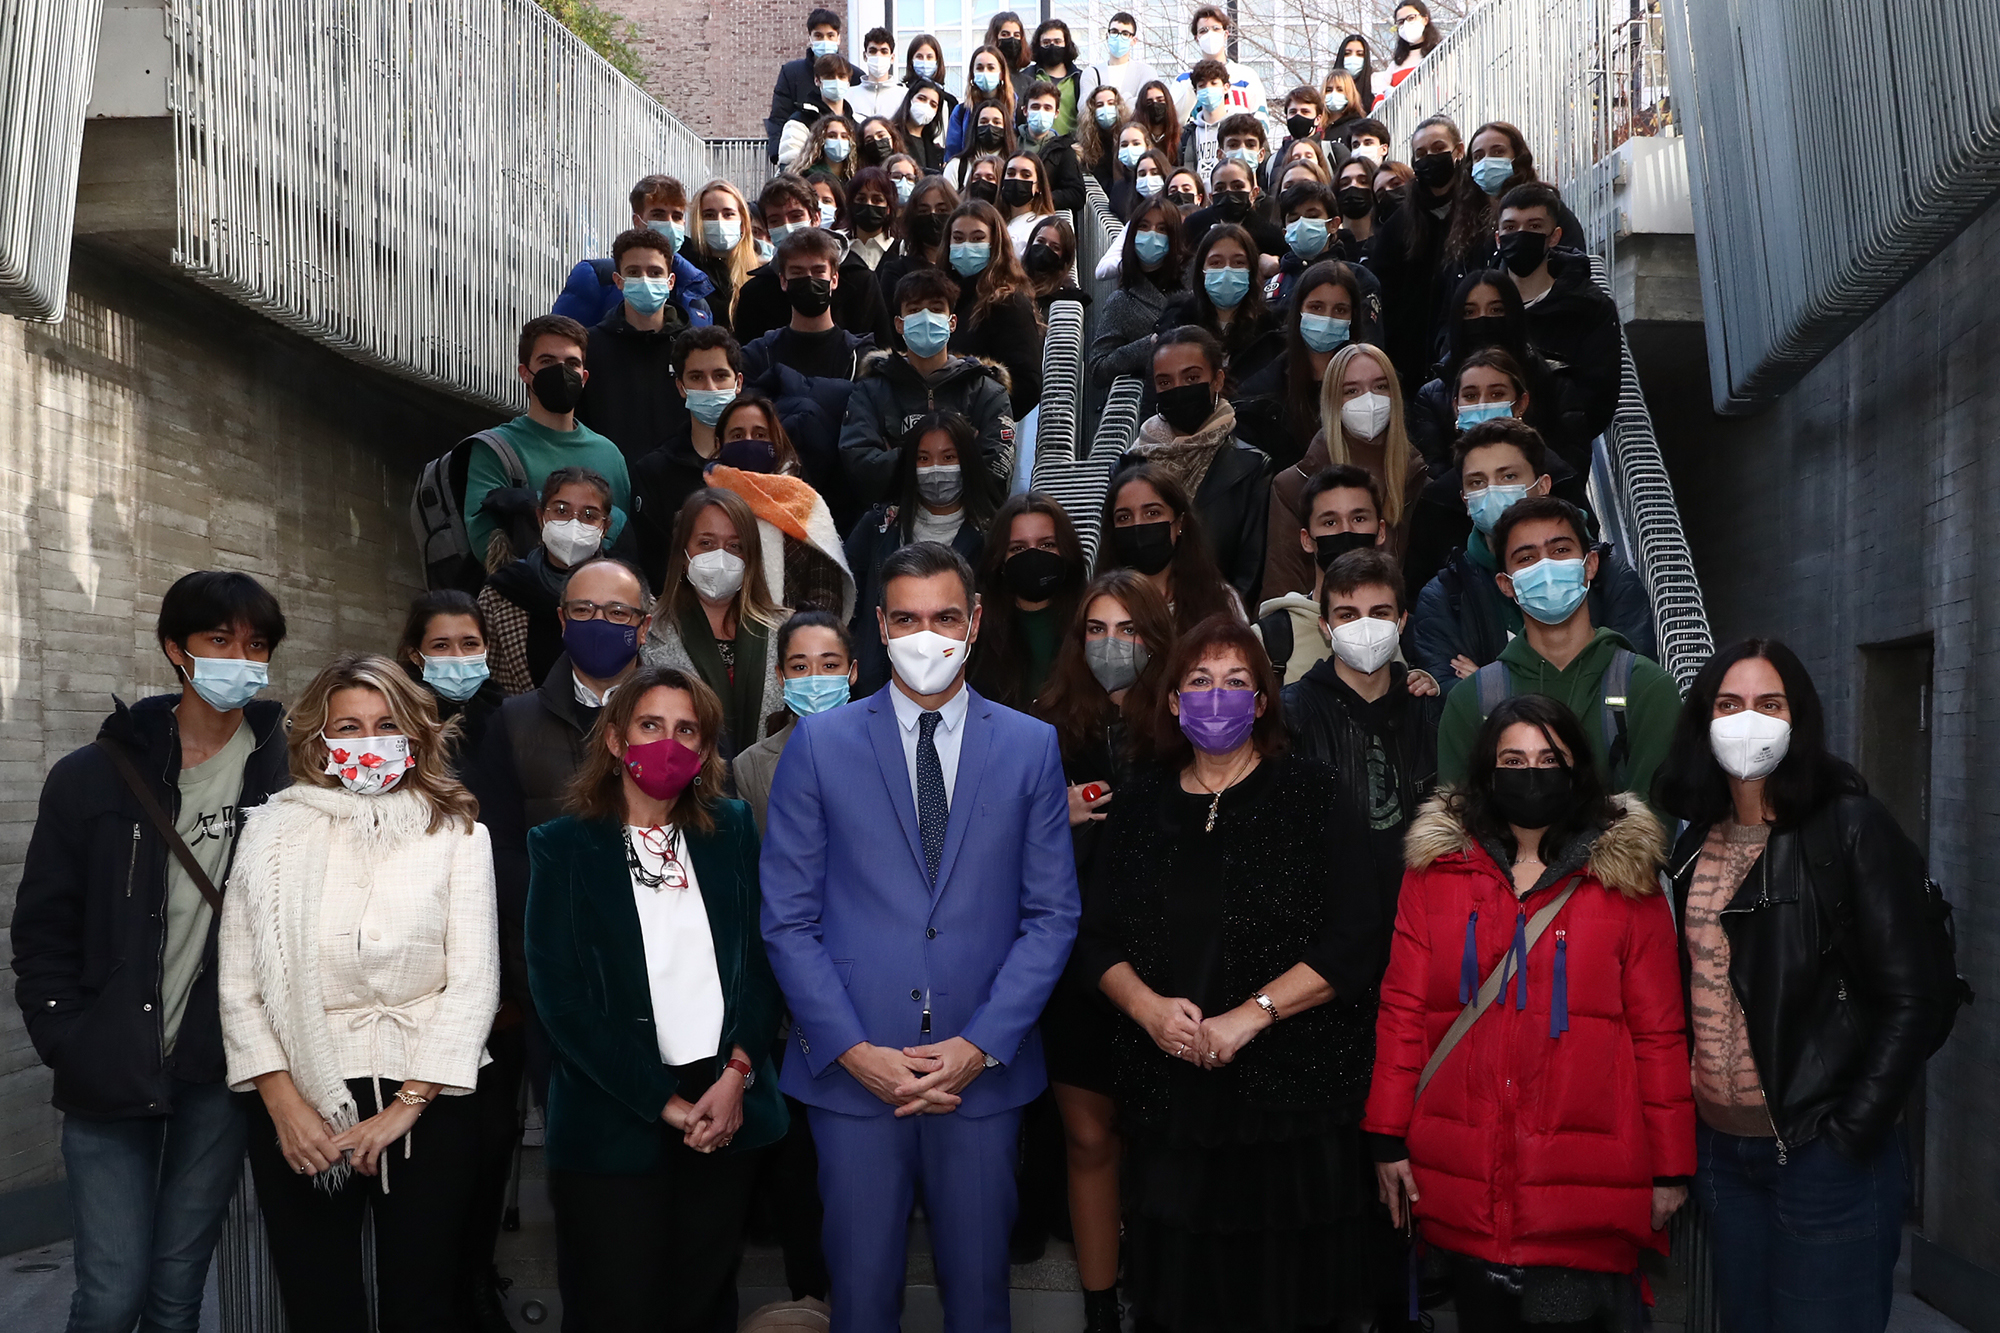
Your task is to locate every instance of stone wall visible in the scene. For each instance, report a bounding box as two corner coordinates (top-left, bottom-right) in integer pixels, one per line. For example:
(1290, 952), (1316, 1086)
(0, 245), (491, 1246)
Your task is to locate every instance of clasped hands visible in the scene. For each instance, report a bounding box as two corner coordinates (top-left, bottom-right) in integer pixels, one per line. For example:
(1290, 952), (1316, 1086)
(1142, 993), (1271, 1069)
(841, 1036), (989, 1117)
(661, 1050), (749, 1153)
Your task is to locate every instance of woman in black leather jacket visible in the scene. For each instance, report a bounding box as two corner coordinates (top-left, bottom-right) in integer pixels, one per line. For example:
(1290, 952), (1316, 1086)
(1653, 638), (1956, 1333)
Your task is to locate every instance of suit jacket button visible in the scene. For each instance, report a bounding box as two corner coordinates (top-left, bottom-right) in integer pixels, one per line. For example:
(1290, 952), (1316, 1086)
(911, 989), (922, 1000)
(801, 1040), (810, 1053)
(926, 928), (937, 939)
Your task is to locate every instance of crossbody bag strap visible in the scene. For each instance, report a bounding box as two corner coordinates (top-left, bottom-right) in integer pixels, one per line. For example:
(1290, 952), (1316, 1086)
(1414, 876), (1582, 1101)
(96, 738), (224, 915)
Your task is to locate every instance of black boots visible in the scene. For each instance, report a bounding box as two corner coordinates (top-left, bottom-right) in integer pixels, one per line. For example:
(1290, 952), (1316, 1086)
(1083, 1285), (1122, 1333)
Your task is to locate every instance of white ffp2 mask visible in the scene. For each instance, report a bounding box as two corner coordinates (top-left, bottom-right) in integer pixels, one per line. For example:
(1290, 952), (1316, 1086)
(1709, 712), (1791, 780)
(886, 629), (971, 696)
(1328, 616), (1400, 674)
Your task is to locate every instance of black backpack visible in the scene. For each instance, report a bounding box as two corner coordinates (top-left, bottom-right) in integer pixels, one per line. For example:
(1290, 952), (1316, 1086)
(410, 430), (527, 593)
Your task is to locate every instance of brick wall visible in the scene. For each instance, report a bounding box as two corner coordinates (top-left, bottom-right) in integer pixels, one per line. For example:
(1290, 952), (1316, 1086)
(1654, 199), (2000, 1279)
(608, 0), (805, 142)
(0, 247), (490, 1221)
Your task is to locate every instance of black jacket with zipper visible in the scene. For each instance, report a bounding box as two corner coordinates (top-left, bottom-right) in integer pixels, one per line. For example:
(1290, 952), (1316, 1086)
(13, 694), (289, 1118)
(1668, 795), (1947, 1158)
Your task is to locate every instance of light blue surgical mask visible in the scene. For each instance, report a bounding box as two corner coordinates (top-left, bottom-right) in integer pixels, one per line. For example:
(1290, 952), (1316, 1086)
(1133, 229), (1170, 265)
(1298, 312), (1350, 353)
(949, 241), (991, 276)
(1507, 556), (1591, 625)
(1197, 85), (1227, 112)
(818, 200), (839, 225)
(768, 220), (803, 245)
(810, 38), (840, 59)
(685, 387), (738, 426)
(973, 69), (1001, 93)
(178, 655), (269, 712)
(1025, 108), (1056, 137)
(1094, 104), (1120, 128)
(1285, 216), (1329, 259)
(1203, 265), (1250, 308)
(1465, 481), (1531, 533)
(1456, 400), (1516, 429)
(1108, 33), (1134, 59)
(1134, 171), (1164, 196)
(1117, 144), (1143, 168)
(756, 238), (776, 262)
(784, 673), (853, 716)
(914, 56), (939, 79)
(422, 653), (490, 702)
(701, 218), (742, 251)
(894, 176), (915, 202)
(1343, 54), (1366, 77)
(620, 275), (672, 314)
(1224, 146), (1261, 166)
(822, 136), (851, 162)
(1471, 155), (1516, 196)
(901, 308), (953, 356)
(819, 78), (848, 104)
(646, 218), (684, 252)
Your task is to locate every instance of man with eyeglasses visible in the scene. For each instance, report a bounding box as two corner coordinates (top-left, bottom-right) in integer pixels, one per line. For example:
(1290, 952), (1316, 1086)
(1084, 11), (1160, 106)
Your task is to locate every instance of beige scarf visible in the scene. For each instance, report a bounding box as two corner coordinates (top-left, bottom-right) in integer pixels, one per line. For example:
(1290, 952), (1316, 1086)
(1128, 398), (1239, 498)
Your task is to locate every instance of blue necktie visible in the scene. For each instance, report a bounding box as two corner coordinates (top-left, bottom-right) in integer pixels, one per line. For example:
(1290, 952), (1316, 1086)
(917, 711), (947, 883)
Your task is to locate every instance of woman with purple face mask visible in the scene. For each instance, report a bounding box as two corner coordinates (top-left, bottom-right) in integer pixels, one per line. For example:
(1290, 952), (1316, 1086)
(1073, 613), (1386, 1333)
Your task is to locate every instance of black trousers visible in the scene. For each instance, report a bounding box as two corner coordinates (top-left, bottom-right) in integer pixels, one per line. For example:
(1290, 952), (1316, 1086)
(550, 1146), (764, 1333)
(244, 1078), (482, 1333)
(458, 1022), (528, 1293)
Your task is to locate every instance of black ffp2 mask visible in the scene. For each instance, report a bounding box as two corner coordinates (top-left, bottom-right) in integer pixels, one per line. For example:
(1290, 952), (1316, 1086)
(531, 364), (584, 414)
(1488, 766), (1574, 831)
(785, 275), (833, 317)
(1110, 520), (1176, 575)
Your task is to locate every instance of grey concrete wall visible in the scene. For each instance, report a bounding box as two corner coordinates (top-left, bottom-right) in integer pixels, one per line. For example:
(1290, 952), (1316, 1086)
(1646, 198), (2000, 1301)
(0, 245), (490, 1243)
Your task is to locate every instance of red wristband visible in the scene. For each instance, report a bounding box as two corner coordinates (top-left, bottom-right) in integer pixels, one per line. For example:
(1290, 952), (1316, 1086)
(725, 1057), (753, 1080)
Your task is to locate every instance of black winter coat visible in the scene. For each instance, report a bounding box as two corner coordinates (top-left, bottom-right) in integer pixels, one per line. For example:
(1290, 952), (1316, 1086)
(837, 352), (1017, 509)
(766, 54), (819, 162)
(1026, 132), (1087, 214)
(949, 287), (1043, 417)
(732, 249), (894, 349)
(1398, 448), (1595, 599)
(630, 420), (712, 589)
(1524, 249), (1624, 463)
(1668, 796), (1952, 1157)
(575, 303), (692, 465)
(743, 326), (876, 530)
(1115, 435), (1272, 605)
(13, 695), (289, 1117)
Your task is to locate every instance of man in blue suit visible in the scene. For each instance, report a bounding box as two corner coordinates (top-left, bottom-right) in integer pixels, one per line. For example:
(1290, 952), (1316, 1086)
(761, 541), (1081, 1333)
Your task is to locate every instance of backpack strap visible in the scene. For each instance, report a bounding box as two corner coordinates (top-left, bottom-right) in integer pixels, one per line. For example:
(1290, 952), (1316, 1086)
(1473, 660), (1512, 719)
(1258, 611), (1295, 686)
(96, 739), (224, 915)
(1600, 648), (1635, 792)
(468, 429), (529, 489)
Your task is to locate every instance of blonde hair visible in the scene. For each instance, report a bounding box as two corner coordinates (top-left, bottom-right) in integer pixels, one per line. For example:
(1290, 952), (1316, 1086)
(1318, 343), (1415, 526)
(659, 488), (790, 635)
(285, 653), (479, 833)
(690, 179), (758, 323)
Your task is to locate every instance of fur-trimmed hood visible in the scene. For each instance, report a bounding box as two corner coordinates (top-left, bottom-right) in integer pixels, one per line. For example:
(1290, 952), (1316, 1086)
(1403, 790), (1665, 899)
(857, 346), (1013, 396)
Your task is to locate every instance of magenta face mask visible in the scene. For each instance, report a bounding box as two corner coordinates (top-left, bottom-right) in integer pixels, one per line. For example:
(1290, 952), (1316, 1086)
(1177, 687), (1259, 754)
(623, 736), (702, 801)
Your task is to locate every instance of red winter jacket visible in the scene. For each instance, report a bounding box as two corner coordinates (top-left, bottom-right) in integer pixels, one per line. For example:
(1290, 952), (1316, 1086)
(1363, 793), (1694, 1273)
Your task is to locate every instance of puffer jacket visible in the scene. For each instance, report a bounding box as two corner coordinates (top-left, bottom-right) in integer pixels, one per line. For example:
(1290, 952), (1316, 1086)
(837, 351), (1016, 508)
(1667, 795), (1951, 1159)
(1363, 793), (1693, 1273)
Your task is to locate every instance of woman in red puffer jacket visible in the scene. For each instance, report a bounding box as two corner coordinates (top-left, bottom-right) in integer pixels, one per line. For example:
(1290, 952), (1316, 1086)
(1364, 695), (1693, 1333)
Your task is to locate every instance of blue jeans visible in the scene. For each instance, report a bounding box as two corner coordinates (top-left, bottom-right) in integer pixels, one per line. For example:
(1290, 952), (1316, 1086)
(62, 1077), (246, 1333)
(1696, 1122), (1905, 1333)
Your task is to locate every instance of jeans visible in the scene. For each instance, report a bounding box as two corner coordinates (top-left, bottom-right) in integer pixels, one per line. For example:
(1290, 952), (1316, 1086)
(62, 1077), (247, 1333)
(1696, 1123), (1906, 1333)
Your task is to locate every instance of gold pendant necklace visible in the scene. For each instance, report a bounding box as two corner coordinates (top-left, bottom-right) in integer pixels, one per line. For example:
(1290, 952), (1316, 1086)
(1194, 754), (1254, 833)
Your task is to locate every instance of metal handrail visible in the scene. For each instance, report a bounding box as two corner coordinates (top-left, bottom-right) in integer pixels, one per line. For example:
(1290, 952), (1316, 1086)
(1036, 299), (1086, 472)
(1077, 176), (1125, 320)
(0, 0), (105, 320)
(1037, 373), (1144, 572)
(705, 136), (770, 201)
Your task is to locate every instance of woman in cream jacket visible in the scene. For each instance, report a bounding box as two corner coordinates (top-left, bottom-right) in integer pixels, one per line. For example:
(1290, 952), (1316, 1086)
(220, 653), (497, 1333)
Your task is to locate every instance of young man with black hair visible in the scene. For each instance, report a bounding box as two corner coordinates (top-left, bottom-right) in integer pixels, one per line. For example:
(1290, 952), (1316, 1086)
(551, 174), (717, 329)
(1497, 180), (1623, 452)
(847, 26), (905, 120)
(768, 8), (846, 164)
(1170, 5), (1268, 119)
(1084, 11), (1160, 105)
(1434, 492), (1681, 793)
(15, 571), (291, 1333)
(575, 228), (690, 466)
(1176, 60), (1236, 177)
(732, 176), (893, 348)
(1344, 118), (1392, 167)
(1257, 464), (1388, 685)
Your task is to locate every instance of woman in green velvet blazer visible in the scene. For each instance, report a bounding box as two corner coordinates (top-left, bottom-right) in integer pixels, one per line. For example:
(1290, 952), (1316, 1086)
(525, 664), (787, 1329)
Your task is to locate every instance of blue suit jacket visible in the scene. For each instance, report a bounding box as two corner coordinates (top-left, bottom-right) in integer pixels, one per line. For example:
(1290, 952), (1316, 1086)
(759, 684), (1081, 1117)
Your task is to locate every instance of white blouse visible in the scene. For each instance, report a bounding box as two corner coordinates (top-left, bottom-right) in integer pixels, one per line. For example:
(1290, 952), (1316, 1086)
(627, 825), (725, 1067)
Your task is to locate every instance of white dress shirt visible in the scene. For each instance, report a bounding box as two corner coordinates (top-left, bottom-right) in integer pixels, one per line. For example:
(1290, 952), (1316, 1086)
(889, 676), (970, 812)
(627, 826), (725, 1067)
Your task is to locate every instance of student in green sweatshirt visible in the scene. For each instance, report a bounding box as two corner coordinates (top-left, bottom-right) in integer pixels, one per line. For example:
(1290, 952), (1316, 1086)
(463, 314), (632, 565)
(1437, 494), (1680, 795)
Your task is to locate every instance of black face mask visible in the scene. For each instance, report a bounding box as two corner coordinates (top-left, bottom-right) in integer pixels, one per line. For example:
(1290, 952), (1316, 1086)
(1110, 520), (1176, 575)
(1337, 185), (1376, 219)
(863, 136), (894, 162)
(908, 211), (948, 248)
(1376, 190), (1405, 222)
(1313, 530), (1377, 573)
(530, 364), (584, 414)
(1214, 191), (1252, 222)
(1003, 547), (1070, 601)
(785, 275), (834, 317)
(1000, 178), (1037, 208)
(1036, 42), (1072, 67)
(974, 123), (1007, 149)
(1156, 382), (1216, 435)
(1286, 114), (1317, 141)
(1461, 314), (1508, 351)
(1496, 230), (1550, 276)
(1142, 100), (1170, 123)
(1413, 152), (1457, 190)
(996, 35), (1023, 62)
(849, 201), (890, 233)
(968, 178), (1000, 204)
(1023, 240), (1064, 276)
(1168, 190), (1199, 210)
(1488, 766), (1574, 831)
(716, 438), (777, 473)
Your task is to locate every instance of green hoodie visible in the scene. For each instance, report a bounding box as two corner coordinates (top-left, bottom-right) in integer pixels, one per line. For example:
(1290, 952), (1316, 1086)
(1437, 625), (1681, 796)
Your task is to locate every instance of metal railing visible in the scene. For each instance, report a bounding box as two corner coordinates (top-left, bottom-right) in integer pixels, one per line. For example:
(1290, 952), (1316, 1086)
(1078, 177), (1125, 312)
(705, 136), (770, 201)
(0, 0), (105, 321)
(163, 0), (713, 414)
(1661, 0), (2000, 412)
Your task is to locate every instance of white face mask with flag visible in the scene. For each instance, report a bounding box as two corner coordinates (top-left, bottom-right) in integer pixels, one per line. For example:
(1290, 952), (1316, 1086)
(323, 733), (414, 795)
(886, 629), (971, 696)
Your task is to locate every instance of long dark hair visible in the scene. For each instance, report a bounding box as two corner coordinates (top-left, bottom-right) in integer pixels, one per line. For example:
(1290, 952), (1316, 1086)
(1447, 121), (1538, 261)
(1335, 34), (1376, 111)
(1653, 639), (1868, 829)
(1134, 79), (1177, 154)
(1119, 195), (1186, 292)
(893, 410), (996, 539)
(1184, 222), (1271, 370)
(969, 493), (1088, 708)
(1095, 464), (1236, 633)
(1035, 569), (1175, 763)
(565, 666), (726, 833)
(1442, 267), (1532, 382)
(1281, 259), (1364, 445)
(1402, 114), (1462, 263)
(1391, 0), (1445, 62)
(1447, 694), (1619, 868)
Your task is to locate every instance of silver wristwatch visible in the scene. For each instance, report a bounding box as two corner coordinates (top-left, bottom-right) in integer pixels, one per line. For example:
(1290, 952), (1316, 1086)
(1251, 992), (1280, 1022)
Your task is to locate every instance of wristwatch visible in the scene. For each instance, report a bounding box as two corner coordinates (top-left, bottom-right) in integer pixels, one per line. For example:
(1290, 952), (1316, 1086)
(393, 1087), (432, 1109)
(1251, 992), (1280, 1022)
(725, 1056), (757, 1088)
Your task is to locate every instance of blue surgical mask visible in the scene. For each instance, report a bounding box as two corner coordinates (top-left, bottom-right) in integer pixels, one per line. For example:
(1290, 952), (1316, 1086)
(178, 655), (269, 712)
(949, 241), (991, 276)
(820, 78), (849, 104)
(1465, 481), (1531, 533)
(1284, 216), (1329, 258)
(894, 176), (915, 202)
(901, 308), (953, 357)
(973, 69), (1001, 93)
(1094, 104), (1119, 128)
(701, 218), (742, 251)
(1507, 556), (1591, 625)
(1117, 144), (1143, 168)
(620, 275), (672, 314)
(914, 56), (939, 78)
(1108, 33), (1134, 59)
(1224, 146), (1261, 166)
(1133, 229), (1170, 264)
(1343, 54), (1366, 77)
(1298, 312), (1350, 353)
(818, 200), (839, 225)
(1197, 85), (1227, 112)
(422, 654), (490, 702)
(756, 238), (776, 262)
(784, 674), (853, 716)
(822, 136), (851, 162)
(1471, 155), (1516, 196)
(1203, 266), (1250, 308)
(767, 220), (803, 246)
(685, 387), (738, 426)
(1134, 171), (1164, 196)
(1456, 400), (1516, 429)
(810, 38), (840, 59)
(1025, 108), (1055, 137)
(645, 219), (685, 254)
